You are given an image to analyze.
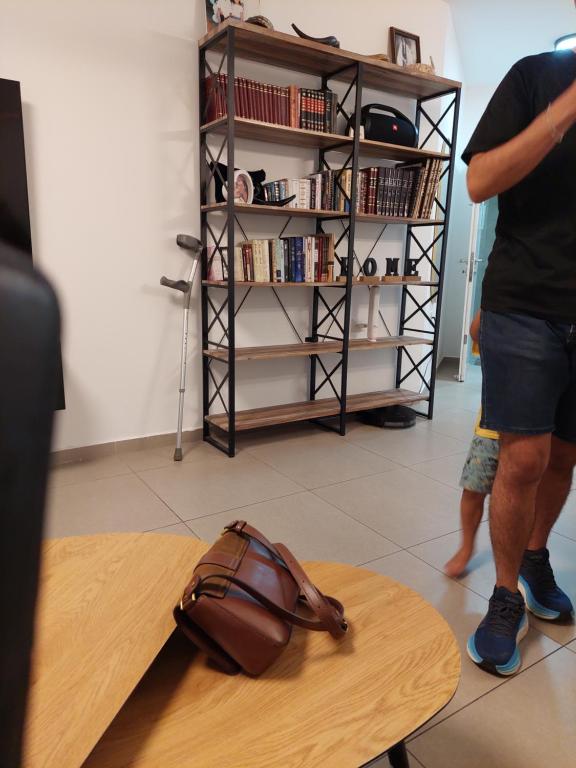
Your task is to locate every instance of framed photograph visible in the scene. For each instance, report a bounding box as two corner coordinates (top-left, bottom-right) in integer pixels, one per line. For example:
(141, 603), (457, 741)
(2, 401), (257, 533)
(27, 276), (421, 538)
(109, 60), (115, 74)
(222, 169), (254, 204)
(205, 0), (245, 32)
(389, 27), (421, 67)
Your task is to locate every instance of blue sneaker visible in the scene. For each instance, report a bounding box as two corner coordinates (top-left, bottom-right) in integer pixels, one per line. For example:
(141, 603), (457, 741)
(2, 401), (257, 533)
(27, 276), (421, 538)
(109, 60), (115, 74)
(518, 548), (574, 622)
(467, 586), (528, 676)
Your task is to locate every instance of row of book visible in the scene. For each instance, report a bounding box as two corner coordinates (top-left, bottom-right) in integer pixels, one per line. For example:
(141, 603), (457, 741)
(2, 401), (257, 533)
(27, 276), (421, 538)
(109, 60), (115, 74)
(207, 234), (336, 283)
(261, 158), (443, 219)
(204, 74), (337, 133)
(360, 158), (443, 219)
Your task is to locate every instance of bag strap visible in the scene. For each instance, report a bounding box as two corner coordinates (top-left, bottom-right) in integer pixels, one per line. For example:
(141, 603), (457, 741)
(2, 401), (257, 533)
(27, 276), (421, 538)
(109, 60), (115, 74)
(188, 572), (347, 637)
(221, 521), (348, 639)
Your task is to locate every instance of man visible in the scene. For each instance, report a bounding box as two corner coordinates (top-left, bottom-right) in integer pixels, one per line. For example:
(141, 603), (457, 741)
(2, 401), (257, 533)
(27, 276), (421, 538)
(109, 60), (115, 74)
(462, 44), (576, 675)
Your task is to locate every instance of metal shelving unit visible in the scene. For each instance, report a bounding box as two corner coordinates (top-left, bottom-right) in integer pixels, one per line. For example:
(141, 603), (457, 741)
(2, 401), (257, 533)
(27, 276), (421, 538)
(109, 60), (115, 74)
(198, 20), (461, 456)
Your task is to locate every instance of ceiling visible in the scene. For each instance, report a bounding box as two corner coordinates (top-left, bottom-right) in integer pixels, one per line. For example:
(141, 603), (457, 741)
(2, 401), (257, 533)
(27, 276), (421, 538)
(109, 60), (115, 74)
(447, 0), (576, 84)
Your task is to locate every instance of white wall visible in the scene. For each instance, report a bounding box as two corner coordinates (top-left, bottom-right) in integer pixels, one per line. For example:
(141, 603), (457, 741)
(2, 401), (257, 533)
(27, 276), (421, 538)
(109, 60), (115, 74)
(0, 0), (461, 450)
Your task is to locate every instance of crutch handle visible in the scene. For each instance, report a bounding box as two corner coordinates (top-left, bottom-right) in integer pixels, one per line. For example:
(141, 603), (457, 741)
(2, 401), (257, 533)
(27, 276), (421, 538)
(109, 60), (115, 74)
(176, 234), (201, 252)
(160, 276), (190, 293)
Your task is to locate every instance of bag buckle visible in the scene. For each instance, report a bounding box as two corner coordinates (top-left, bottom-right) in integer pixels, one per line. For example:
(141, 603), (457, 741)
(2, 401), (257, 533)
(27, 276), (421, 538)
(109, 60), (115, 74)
(222, 520), (246, 535)
(179, 592), (196, 611)
(179, 576), (200, 611)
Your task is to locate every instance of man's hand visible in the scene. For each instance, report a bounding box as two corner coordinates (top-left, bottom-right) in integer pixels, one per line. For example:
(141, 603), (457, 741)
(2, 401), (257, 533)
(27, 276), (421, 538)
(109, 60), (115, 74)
(467, 80), (576, 203)
(469, 310), (481, 344)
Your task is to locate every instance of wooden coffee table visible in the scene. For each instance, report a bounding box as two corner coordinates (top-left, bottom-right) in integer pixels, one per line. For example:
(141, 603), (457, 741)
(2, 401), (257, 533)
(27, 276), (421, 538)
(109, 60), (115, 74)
(25, 534), (460, 768)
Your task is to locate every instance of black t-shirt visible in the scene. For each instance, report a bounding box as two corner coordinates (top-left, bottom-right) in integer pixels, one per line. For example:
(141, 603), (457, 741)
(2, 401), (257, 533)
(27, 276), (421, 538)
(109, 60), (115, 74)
(462, 52), (576, 323)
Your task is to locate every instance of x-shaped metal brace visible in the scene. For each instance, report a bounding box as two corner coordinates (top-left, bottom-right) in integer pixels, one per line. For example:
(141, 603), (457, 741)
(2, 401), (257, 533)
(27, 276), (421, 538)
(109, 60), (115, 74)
(398, 347), (434, 390)
(419, 97), (456, 151)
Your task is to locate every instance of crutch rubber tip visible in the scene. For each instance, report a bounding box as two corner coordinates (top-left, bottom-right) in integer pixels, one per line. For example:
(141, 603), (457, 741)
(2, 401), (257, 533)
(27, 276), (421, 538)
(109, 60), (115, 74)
(173, 448), (183, 462)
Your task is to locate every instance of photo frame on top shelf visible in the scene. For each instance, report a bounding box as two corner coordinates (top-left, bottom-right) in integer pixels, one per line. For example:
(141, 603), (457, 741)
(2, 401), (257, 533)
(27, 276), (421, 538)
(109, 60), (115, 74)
(205, 0), (245, 32)
(389, 27), (421, 67)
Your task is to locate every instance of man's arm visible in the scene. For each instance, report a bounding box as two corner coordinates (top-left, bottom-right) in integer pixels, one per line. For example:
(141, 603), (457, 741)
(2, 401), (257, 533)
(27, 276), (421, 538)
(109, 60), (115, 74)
(467, 81), (576, 203)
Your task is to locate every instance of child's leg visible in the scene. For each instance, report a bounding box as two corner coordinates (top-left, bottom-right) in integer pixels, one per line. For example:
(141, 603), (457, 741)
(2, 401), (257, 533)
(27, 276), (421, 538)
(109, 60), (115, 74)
(444, 490), (486, 577)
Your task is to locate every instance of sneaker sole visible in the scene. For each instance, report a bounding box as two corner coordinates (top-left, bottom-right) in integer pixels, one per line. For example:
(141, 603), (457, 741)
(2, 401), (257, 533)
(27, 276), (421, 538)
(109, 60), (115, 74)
(518, 576), (575, 622)
(466, 613), (528, 676)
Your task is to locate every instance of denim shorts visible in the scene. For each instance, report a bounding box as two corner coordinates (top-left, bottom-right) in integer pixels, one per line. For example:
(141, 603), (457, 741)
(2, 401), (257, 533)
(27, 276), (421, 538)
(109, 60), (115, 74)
(460, 435), (500, 495)
(479, 310), (576, 442)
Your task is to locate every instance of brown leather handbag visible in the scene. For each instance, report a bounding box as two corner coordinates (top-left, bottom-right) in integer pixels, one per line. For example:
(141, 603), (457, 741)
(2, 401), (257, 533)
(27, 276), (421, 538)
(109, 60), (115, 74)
(174, 520), (348, 675)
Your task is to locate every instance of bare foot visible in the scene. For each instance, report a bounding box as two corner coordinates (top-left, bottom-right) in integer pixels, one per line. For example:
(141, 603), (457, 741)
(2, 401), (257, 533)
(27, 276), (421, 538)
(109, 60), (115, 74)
(444, 548), (473, 578)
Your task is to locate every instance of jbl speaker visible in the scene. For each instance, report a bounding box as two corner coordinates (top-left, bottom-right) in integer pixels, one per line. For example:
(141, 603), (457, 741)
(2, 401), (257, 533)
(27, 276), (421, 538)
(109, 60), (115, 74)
(348, 104), (418, 147)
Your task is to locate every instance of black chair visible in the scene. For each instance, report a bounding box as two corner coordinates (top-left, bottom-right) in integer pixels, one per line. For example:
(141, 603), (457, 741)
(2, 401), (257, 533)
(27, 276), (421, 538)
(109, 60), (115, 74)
(0, 245), (60, 768)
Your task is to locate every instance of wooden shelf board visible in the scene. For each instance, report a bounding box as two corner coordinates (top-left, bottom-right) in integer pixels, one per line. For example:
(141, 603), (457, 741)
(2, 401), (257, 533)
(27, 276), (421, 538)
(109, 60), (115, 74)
(202, 202), (442, 226)
(206, 389), (428, 431)
(202, 202), (348, 218)
(355, 213), (443, 225)
(204, 336), (432, 362)
(203, 279), (439, 288)
(199, 20), (461, 100)
(349, 335), (433, 351)
(201, 117), (347, 151)
(201, 117), (449, 161)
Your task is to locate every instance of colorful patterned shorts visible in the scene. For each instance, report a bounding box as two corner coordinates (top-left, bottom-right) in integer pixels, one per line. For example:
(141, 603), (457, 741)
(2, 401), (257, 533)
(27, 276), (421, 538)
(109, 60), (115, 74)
(459, 435), (500, 495)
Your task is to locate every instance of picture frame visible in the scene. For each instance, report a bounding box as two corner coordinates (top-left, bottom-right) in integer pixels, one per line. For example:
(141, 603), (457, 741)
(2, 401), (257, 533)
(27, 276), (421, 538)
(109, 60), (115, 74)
(222, 169), (254, 205)
(389, 27), (421, 67)
(205, 0), (245, 32)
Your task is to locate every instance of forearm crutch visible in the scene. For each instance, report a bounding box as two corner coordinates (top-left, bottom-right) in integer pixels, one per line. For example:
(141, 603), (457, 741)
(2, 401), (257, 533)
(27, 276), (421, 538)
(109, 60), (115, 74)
(160, 234), (201, 461)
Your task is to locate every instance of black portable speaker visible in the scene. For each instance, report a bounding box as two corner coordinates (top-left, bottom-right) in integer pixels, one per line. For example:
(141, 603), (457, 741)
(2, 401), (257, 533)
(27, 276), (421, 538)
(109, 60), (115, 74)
(348, 104), (418, 147)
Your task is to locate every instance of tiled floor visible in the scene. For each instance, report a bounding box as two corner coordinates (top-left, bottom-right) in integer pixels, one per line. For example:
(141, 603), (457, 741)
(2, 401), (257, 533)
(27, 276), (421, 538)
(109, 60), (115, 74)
(47, 362), (576, 768)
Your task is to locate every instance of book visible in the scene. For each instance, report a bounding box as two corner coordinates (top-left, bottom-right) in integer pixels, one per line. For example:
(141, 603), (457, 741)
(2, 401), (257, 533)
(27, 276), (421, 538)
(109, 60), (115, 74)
(304, 236), (313, 282)
(368, 167), (378, 214)
(424, 158), (443, 218)
(376, 167), (386, 216)
(411, 160), (430, 218)
(203, 76), (337, 134)
(234, 246), (244, 282)
(275, 239), (284, 281)
(293, 237), (304, 282)
(241, 242), (253, 281)
(236, 234), (336, 283)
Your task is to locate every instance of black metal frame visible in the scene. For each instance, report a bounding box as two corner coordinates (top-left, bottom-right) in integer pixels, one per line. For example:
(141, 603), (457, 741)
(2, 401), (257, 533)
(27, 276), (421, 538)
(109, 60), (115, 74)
(199, 27), (460, 456)
(396, 88), (461, 419)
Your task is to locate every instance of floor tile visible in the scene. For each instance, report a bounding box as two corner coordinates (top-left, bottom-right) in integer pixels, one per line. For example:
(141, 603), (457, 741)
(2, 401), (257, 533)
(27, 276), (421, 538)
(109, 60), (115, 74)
(115, 446), (177, 472)
(45, 474), (180, 537)
(315, 468), (463, 548)
(246, 431), (398, 489)
(410, 647), (576, 768)
(148, 522), (198, 537)
(344, 421), (468, 467)
(187, 492), (400, 565)
(433, 386), (480, 415)
(364, 551), (558, 733)
(411, 524), (576, 645)
(421, 408), (478, 443)
(137, 449), (302, 521)
(411, 451), (468, 490)
(567, 640), (576, 653)
(117, 440), (205, 471)
(49, 454), (132, 488)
